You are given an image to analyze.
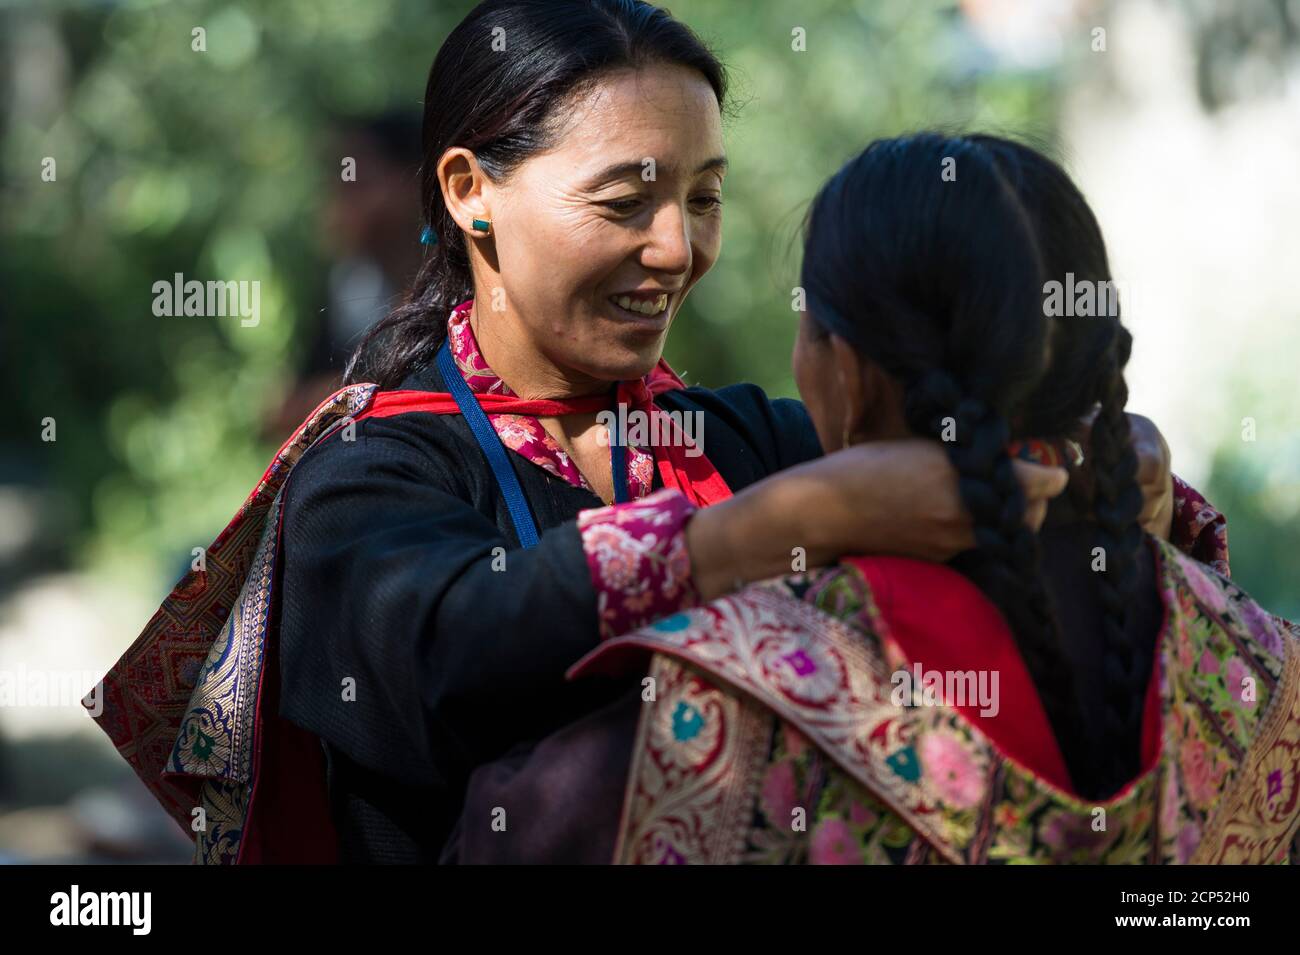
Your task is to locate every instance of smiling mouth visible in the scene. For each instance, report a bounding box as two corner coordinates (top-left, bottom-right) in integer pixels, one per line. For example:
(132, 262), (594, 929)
(608, 292), (670, 318)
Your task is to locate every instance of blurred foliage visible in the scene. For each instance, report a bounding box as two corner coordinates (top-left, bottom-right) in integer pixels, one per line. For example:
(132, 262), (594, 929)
(1, 0), (478, 591)
(0, 0), (1294, 618)
(1203, 377), (1300, 621)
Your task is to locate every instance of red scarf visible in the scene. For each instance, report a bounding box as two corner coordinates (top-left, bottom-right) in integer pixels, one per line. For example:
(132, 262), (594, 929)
(351, 357), (733, 508)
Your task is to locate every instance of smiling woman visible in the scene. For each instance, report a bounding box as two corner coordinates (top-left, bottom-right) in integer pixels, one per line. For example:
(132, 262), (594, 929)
(88, 0), (1221, 865)
(434, 62), (725, 386)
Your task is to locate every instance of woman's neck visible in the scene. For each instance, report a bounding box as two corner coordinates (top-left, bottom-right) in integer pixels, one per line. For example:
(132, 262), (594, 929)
(468, 302), (609, 400)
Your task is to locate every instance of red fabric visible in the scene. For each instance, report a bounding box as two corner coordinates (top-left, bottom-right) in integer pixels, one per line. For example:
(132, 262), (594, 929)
(846, 554), (1166, 797)
(444, 298), (687, 501)
(353, 376), (732, 510)
(618, 376), (732, 508)
(845, 555), (1077, 793)
(364, 390), (609, 420)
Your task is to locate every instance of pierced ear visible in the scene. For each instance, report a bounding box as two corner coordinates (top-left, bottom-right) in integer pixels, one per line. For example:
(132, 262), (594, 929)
(438, 147), (492, 233)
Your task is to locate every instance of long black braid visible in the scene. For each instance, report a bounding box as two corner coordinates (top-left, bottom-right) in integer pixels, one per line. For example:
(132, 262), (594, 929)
(1088, 333), (1147, 796)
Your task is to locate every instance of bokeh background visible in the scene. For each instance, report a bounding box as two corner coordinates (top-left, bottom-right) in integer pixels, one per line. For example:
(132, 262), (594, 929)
(0, 0), (1296, 861)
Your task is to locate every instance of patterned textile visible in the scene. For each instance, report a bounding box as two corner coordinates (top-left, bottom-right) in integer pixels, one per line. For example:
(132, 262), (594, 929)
(578, 489), (702, 640)
(83, 296), (1239, 862)
(576, 541), (1300, 864)
(86, 384), (377, 862)
(1172, 474), (1229, 576)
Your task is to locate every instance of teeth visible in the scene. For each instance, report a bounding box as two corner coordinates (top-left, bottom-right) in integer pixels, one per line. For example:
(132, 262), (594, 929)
(612, 293), (669, 316)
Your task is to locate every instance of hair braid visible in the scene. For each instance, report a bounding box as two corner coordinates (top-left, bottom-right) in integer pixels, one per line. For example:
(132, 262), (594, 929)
(905, 368), (1094, 791)
(1088, 331), (1146, 797)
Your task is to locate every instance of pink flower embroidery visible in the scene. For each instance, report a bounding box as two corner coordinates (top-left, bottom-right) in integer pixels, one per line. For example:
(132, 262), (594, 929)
(1198, 649), (1220, 675)
(1239, 600), (1286, 658)
(848, 800), (878, 829)
(1224, 657), (1254, 709)
(1179, 736), (1227, 810)
(1180, 554), (1230, 615)
(578, 489), (700, 639)
(919, 731), (984, 810)
(809, 818), (862, 865)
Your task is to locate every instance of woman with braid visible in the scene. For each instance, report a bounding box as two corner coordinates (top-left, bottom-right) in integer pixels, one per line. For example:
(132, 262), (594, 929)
(449, 133), (1299, 864)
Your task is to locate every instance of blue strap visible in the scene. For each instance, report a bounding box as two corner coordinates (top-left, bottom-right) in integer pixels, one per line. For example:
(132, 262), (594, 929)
(610, 419), (629, 504)
(436, 340), (541, 549)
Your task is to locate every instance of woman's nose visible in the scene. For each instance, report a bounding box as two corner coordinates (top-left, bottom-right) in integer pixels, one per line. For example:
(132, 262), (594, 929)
(641, 202), (692, 276)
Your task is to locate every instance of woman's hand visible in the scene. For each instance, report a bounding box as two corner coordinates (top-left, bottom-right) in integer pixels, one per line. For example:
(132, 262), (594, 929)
(1073, 410), (1176, 539)
(686, 439), (1069, 601)
(1127, 413), (1174, 539)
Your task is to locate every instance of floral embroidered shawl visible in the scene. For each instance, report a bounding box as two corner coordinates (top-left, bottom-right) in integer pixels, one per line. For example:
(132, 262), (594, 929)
(572, 540), (1300, 864)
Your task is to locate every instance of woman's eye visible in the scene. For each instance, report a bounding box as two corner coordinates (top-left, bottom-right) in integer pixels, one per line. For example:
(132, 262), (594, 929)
(602, 198), (644, 213)
(690, 195), (723, 212)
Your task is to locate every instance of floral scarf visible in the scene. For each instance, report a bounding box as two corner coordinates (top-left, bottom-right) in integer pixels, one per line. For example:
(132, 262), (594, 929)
(574, 541), (1300, 864)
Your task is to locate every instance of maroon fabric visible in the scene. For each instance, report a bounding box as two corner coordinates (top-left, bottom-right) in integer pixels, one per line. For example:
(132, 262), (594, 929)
(239, 543), (339, 865)
(442, 687), (641, 864)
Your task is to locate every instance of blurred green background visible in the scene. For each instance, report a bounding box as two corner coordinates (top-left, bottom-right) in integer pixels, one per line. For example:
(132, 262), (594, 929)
(0, 0), (1296, 859)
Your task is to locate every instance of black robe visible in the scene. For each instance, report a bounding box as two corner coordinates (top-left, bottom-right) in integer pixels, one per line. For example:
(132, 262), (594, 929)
(274, 357), (823, 862)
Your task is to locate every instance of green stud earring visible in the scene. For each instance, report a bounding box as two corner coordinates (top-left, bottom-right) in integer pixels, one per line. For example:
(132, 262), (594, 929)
(471, 217), (492, 235)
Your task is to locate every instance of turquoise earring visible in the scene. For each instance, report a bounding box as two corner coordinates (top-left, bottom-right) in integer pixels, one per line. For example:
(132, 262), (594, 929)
(471, 217), (492, 235)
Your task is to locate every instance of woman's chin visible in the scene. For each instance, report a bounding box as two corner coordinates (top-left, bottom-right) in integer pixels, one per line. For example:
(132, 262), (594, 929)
(573, 342), (666, 384)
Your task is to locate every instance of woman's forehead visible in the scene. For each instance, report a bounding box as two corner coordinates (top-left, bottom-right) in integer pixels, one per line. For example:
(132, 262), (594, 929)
(542, 65), (725, 177)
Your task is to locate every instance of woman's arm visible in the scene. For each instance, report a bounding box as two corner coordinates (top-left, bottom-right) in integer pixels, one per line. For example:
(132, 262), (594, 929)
(685, 440), (1067, 602)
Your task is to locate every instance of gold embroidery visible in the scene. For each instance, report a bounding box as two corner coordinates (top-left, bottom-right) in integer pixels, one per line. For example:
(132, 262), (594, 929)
(606, 539), (1298, 864)
(1194, 637), (1300, 863)
(615, 654), (768, 864)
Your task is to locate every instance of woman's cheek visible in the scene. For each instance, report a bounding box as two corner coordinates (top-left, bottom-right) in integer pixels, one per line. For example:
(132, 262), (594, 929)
(691, 218), (722, 276)
(794, 324), (838, 452)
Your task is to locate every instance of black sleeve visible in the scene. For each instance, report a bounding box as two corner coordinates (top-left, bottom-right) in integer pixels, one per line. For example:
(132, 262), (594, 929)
(658, 383), (824, 490)
(761, 392), (825, 470)
(274, 419), (601, 794)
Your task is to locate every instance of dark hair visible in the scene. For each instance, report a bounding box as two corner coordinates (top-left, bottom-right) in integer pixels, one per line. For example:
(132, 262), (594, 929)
(344, 0), (727, 388)
(801, 133), (1143, 799)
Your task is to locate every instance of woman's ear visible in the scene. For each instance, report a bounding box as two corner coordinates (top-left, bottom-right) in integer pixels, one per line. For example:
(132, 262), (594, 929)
(829, 334), (872, 444)
(438, 147), (493, 232)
